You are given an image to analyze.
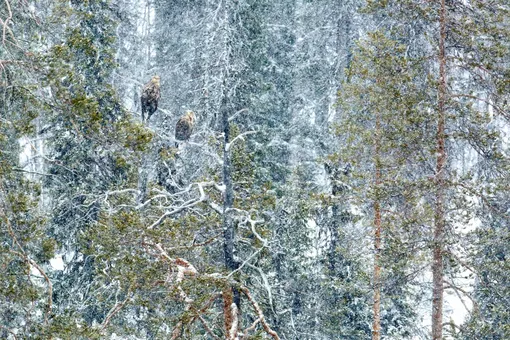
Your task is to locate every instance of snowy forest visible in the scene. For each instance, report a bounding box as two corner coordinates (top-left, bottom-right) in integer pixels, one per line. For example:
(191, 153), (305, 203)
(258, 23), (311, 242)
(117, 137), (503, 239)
(1, 0), (509, 339)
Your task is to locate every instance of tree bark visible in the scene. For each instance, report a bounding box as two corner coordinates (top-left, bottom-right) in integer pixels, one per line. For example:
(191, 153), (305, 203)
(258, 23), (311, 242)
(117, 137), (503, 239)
(221, 2), (240, 336)
(221, 86), (241, 338)
(222, 89), (238, 282)
(372, 108), (382, 340)
(137, 152), (150, 206)
(432, 0), (447, 338)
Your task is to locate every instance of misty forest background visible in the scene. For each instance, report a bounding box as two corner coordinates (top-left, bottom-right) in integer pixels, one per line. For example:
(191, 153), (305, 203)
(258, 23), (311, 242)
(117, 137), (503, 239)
(1, 0), (509, 339)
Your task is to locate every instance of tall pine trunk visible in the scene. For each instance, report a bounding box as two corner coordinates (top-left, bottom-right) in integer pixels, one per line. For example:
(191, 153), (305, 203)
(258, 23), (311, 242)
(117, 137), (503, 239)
(432, 0), (447, 338)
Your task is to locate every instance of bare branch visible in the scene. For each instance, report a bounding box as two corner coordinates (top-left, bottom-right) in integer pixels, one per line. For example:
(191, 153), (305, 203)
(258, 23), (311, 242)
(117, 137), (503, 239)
(229, 302), (239, 340)
(227, 246), (264, 279)
(152, 243), (202, 340)
(443, 279), (478, 313)
(228, 108), (248, 122)
(8, 250), (54, 325)
(450, 93), (509, 120)
(100, 284), (133, 332)
(189, 294), (222, 340)
(240, 287), (280, 340)
(246, 263), (275, 315)
(197, 314), (221, 340)
(242, 317), (262, 339)
(147, 182), (214, 229)
(0, 325), (17, 340)
(12, 168), (56, 177)
(165, 233), (221, 252)
(1, 0), (16, 46)
(226, 131), (257, 152)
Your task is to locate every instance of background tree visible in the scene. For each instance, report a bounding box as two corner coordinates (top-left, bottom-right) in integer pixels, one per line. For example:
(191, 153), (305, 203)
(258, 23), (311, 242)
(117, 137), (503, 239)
(343, 0), (510, 338)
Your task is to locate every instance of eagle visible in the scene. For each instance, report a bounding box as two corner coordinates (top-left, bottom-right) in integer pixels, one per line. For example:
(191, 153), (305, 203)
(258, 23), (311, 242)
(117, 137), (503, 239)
(141, 76), (161, 122)
(175, 110), (196, 147)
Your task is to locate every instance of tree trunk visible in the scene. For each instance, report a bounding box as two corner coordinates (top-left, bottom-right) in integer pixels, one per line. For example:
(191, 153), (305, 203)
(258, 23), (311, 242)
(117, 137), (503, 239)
(221, 2), (240, 335)
(432, 0), (447, 338)
(221, 86), (240, 338)
(137, 152), (151, 206)
(372, 109), (382, 340)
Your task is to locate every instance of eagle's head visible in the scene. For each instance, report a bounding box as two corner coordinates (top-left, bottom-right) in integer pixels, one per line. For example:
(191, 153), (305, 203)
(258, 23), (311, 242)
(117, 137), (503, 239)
(186, 110), (196, 124)
(152, 75), (161, 85)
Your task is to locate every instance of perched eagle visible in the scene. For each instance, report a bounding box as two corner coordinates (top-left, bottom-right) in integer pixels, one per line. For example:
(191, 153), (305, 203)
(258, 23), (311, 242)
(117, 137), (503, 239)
(141, 76), (161, 122)
(175, 110), (196, 147)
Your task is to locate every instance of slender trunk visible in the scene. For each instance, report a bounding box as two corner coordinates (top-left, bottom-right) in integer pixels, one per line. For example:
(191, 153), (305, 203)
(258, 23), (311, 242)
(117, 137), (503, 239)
(432, 0), (447, 338)
(372, 110), (382, 340)
(137, 152), (150, 205)
(221, 85), (240, 338)
(221, 2), (240, 335)
(222, 90), (237, 279)
(329, 12), (351, 277)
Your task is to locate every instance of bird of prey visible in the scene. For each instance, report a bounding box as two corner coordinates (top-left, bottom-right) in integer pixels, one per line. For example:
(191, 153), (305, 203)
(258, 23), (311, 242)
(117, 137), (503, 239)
(141, 75), (161, 122)
(175, 110), (196, 147)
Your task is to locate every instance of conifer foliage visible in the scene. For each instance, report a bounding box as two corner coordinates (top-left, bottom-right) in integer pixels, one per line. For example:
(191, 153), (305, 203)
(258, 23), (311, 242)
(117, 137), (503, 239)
(0, 0), (508, 339)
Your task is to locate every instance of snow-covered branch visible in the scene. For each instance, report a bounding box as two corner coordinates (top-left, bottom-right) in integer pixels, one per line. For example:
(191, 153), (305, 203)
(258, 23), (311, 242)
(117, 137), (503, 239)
(225, 131), (257, 152)
(228, 108), (248, 122)
(146, 181), (214, 229)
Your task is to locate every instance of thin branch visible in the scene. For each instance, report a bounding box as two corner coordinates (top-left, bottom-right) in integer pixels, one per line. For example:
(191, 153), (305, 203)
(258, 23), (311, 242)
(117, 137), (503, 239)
(0, 59), (25, 67)
(246, 263), (275, 315)
(0, 324), (17, 340)
(240, 287), (280, 340)
(225, 131), (257, 152)
(147, 182), (213, 229)
(242, 317), (262, 339)
(450, 93), (509, 119)
(226, 246), (264, 279)
(12, 168), (55, 177)
(100, 285), (132, 332)
(9, 250), (54, 324)
(248, 218), (268, 245)
(1, 0), (16, 46)
(197, 314), (221, 340)
(30, 258), (53, 323)
(228, 108), (248, 122)
(188, 293), (222, 339)
(443, 279), (478, 311)
(209, 201), (223, 214)
(445, 249), (476, 274)
(170, 233), (221, 251)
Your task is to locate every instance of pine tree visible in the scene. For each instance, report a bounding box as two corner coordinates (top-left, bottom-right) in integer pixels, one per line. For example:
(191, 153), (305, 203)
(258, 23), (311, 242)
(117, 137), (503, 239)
(344, 0), (510, 338)
(1, 1), (60, 337)
(339, 30), (428, 338)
